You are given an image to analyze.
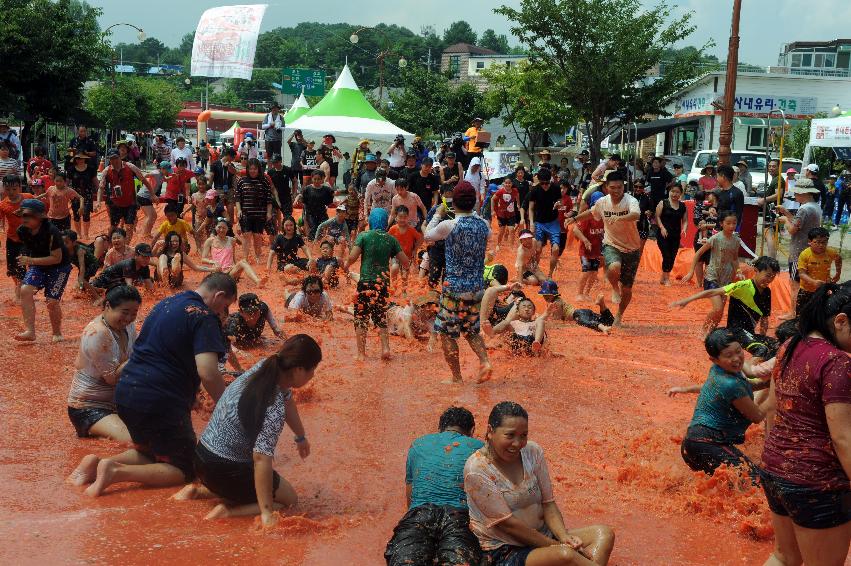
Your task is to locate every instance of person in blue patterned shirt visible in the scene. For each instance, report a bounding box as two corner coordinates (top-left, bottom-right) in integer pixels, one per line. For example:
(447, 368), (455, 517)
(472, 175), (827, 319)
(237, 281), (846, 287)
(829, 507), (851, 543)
(424, 181), (492, 384)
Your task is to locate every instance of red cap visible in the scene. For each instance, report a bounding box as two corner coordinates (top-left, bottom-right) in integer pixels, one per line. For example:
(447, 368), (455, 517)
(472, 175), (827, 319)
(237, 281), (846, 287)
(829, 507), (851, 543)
(452, 180), (476, 201)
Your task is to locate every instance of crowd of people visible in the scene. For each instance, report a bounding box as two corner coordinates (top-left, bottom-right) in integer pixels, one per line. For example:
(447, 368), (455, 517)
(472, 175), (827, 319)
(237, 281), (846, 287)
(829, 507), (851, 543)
(1, 110), (850, 565)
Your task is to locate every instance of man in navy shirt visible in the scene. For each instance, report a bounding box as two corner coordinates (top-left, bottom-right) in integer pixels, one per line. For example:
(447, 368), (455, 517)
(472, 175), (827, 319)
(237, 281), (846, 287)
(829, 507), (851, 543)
(385, 407), (483, 566)
(69, 273), (238, 496)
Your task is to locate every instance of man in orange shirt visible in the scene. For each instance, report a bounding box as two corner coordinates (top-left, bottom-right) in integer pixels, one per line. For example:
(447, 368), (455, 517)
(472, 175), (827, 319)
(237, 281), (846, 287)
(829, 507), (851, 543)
(0, 175), (34, 299)
(463, 117), (484, 168)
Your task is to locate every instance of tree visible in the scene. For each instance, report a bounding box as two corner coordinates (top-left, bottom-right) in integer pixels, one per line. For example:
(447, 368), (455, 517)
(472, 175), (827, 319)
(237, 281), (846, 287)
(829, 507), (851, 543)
(443, 21), (477, 46)
(86, 77), (182, 131)
(385, 66), (496, 138)
(479, 29), (510, 54)
(0, 0), (111, 156)
(482, 61), (577, 163)
(496, 0), (707, 162)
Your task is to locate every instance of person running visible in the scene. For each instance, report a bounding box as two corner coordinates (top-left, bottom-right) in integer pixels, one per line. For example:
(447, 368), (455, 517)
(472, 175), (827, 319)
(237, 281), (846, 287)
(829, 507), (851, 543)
(66, 153), (98, 239)
(796, 226), (841, 314)
(388, 177), (428, 228)
(385, 407), (484, 566)
(491, 177), (520, 245)
(171, 335), (320, 526)
(268, 216), (312, 277)
(224, 292), (285, 348)
(295, 170), (334, 241)
(388, 205), (423, 284)
(667, 329), (768, 478)
(515, 229), (546, 285)
(565, 171), (641, 327)
(539, 280), (615, 334)
(44, 172), (80, 232)
(363, 168), (395, 219)
(68, 273), (237, 496)
(13, 198), (73, 342)
(343, 208), (407, 360)
(234, 158), (273, 261)
(285, 275), (334, 320)
(0, 175), (34, 301)
(67, 285), (141, 443)
(160, 156), (194, 213)
(424, 181), (492, 383)
(492, 298), (547, 356)
(655, 184), (687, 286)
(527, 168), (563, 280)
(681, 211), (742, 335)
(760, 282), (851, 566)
(201, 218), (262, 285)
(571, 194), (605, 301)
(156, 232), (218, 289)
(97, 150), (149, 243)
(464, 401), (615, 565)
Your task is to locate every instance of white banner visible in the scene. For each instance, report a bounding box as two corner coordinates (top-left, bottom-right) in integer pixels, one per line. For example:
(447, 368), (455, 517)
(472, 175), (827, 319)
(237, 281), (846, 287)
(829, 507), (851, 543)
(482, 151), (521, 179)
(809, 116), (851, 148)
(191, 5), (267, 80)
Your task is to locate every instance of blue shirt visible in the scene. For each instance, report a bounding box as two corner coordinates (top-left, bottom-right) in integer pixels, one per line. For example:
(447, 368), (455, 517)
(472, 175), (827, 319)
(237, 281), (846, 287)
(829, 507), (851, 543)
(687, 364), (754, 444)
(115, 291), (228, 416)
(445, 215), (489, 294)
(406, 431), (484, 509)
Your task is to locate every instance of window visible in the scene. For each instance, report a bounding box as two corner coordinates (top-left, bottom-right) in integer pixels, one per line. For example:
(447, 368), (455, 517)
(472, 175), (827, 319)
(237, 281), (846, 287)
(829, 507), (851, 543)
(747, 127), (767, 150)
(476, 61), (485, 69)
(814, 53), (825, 68)
(449, 55), (461, 78)
(802, 53), (813, 67)
(838, 52), (851, 70)
(506, 61), (513, 67)
(791, 53), (802, 67)
(825, 53), (836, 68)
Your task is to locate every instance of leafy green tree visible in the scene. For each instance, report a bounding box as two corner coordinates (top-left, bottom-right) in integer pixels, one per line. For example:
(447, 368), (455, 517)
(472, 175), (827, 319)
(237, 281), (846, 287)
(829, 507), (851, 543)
(496, 0), (707, 162)
(0, 0), (111, 155)
(479, 29), (510, 54)
(442, 21), (477, 46)
(86, 77), (182, 131)
(482, 61), (577, 162)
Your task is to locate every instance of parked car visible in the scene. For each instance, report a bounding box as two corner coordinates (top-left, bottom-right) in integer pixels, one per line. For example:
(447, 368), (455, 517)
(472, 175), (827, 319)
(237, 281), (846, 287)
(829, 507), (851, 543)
(663, 155), (692, 175)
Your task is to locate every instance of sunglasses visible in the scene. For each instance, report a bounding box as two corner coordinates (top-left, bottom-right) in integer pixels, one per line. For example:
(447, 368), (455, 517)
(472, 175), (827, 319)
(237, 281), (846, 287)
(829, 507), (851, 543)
(216, 217), (229, 224)
(305, 288), (322, 295)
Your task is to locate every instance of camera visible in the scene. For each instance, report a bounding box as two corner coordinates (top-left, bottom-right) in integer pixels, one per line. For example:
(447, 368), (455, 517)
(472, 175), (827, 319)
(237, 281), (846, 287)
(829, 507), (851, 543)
(247, 140), (255, 146)
(394, 134), (405, 145)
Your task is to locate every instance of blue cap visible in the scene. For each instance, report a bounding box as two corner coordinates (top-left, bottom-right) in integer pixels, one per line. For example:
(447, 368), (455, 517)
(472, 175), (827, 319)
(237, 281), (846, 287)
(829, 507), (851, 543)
(539, 279), (559, 296)
(17, 198), (46, 215)
(369, 207), (388, 231)
(589, 191), (604, 206)
(364, 153), (377, 163)
(244, 132), (254, 139)
(194, 166), (205, 175)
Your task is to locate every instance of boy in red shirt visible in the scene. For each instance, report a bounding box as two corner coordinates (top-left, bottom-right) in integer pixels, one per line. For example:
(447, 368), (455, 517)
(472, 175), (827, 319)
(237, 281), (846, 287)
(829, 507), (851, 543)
(0, 176), (34, 300)
(571, 198), (605, 301)
(388, 205), (422, 285)
(490, 177), (519, 245)
(161, 157), (194, 212)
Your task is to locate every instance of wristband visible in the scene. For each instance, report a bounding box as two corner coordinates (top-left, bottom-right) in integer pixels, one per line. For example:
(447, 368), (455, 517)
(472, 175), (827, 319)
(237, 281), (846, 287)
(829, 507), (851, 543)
(294, 435), (307, 444)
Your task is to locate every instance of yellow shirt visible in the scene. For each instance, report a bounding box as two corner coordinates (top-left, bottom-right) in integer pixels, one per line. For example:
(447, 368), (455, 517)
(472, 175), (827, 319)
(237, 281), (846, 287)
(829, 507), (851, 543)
(465, 126), (479, 153)
(797, 247), (839, 292)
(157, 218), (193, 240)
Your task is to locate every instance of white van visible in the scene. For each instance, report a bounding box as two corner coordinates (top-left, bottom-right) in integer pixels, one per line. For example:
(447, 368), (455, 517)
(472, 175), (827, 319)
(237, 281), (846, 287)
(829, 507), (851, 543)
(687, 150), (803, 195)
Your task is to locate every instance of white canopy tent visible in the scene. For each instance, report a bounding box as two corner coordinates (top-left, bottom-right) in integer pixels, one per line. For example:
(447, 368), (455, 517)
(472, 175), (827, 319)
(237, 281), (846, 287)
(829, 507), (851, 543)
(218, 121), (240, 140)
(804, 115), (851, 163)
(283, 64), (412, 163)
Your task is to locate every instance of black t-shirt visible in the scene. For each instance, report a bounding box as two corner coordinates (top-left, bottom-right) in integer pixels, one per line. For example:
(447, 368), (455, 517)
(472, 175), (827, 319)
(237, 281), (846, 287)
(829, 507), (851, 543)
(97, 258), (151, 287)
(646, 167), (673, 204)
(301, 149), (317, 171)
(271, 234), (305, 270)
(288, 141), (306, 170)
(726, 279), (772, 333)
(225, 302), (269, 345)
(68, 165), (98, 199)
(715, 185), (745, 225)
(267, 166), (292, 210)
(18, 221), (69, 266)
(528, 185), (561, 224)
(301, 184), (334, 219)
(408, 171), (440, 210)
(210, 159), (233, 191)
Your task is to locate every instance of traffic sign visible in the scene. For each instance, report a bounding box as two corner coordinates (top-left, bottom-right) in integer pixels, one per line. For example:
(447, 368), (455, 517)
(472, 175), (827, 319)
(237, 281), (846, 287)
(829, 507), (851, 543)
(281, 68), (326, 96)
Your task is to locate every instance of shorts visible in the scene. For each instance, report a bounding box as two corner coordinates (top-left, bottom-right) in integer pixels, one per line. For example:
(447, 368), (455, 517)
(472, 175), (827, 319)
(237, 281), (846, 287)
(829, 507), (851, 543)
(5, 239), (25, 280)
(681, 430), (759, 480)
(108, 203), (138, 226)
(217, 189), (236, 205)
(497, 216), (516, 227)
(762, 470), (851, 529)
(703, 279), (721, 290)
(355, 280), (389, 328)
(345, 218), (359, 233)
(67, 406), (115, 438)
(481, 544), (535, 566)
(71, 197), (94, 222)
(49, 216), (71, 231)
(194, 443), (281, 505)
(534, 219), (561, 247)
(117, 404), (196, 482)
(279, 257), (309, 272)
(508, 332), (543, 356)
(601, 245), (641, 287)
(580, 256), (601, 272)
(427, 245), (446, 286)
(137, 196), (153, 207)
(240, 215), (267, 234)
(788, 260), (800, 282)
(22, 264), (72, 300)
(384, 504), (481, 566)
(434, 289), (484, 338)
(330, 162), (339, 177)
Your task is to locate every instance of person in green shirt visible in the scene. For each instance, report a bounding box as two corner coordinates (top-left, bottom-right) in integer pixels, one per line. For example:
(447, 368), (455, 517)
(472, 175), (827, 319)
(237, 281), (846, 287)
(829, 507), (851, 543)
(343, 207), (408, 360)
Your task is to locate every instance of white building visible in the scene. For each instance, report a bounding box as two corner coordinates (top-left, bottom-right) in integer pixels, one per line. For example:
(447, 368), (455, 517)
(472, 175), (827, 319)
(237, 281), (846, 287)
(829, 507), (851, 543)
(657, 71), (851, 156)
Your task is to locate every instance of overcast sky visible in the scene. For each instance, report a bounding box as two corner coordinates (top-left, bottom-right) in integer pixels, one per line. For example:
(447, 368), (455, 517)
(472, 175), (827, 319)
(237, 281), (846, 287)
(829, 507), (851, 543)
(89, 0), (849, 67)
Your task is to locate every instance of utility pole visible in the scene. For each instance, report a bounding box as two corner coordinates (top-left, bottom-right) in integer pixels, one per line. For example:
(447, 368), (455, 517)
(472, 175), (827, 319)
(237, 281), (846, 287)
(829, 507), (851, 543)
(717, 0), (742, 166)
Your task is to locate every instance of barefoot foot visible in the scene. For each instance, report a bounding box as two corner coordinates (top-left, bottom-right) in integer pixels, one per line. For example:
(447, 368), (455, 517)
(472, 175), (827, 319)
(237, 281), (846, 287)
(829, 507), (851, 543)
(51, 334), (65, 343)
(14, 331), (36, 342)
(610, 291), (621, 304)
(441, 377), (463, 385)
(475, 362), (493, 384)
(84, 459), (120, 497)
(67, 454), (100, 486)
(171, 484), (200, 501)
(380, 351), (391, 361)
(205, 503), (230, 520)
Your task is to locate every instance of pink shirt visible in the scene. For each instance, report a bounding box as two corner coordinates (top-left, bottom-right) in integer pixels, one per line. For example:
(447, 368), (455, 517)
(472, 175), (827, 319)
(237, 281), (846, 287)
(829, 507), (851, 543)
(391, 192), (425, 218)
(46, 186), (81, 219)
(464, 441), (555, 550)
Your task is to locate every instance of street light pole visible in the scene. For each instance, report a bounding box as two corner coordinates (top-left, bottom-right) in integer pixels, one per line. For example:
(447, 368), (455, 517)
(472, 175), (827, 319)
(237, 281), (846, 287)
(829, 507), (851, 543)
(717, 0), (742, 166)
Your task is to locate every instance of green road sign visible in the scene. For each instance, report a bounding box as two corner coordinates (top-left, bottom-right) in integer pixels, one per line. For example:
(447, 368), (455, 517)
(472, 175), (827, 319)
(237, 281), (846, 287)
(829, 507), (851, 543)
(281, 67), (326, 96)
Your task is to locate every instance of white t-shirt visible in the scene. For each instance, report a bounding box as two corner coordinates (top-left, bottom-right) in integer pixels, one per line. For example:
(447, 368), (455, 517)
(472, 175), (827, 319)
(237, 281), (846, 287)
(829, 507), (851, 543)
(287, 290), (333, 318)
(591, 194), (641, 252)
(388, 145), (405, 168)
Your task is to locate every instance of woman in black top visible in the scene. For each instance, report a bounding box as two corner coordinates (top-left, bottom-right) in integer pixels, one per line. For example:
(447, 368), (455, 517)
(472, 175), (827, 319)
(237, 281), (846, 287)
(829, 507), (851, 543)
(266, 217), (313, 276)
(655, 184), (688, 285)
(67, 154), (98, 240)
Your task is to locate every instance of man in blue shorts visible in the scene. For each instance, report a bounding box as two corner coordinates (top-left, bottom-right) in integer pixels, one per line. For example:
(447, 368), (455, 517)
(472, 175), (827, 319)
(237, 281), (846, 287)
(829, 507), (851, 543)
(14, 198), (73, 343)
(384, 407), (483, 566)
(527, 168), (563, 280)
